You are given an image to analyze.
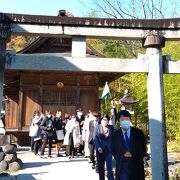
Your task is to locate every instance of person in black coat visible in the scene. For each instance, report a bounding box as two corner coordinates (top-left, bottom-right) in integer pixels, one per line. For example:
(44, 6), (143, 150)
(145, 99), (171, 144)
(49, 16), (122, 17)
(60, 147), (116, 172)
(94, 117), (114, 180)
(40, 111), (55, 158)
(111, 110), (147, 180)
(54, 111), (64, 157)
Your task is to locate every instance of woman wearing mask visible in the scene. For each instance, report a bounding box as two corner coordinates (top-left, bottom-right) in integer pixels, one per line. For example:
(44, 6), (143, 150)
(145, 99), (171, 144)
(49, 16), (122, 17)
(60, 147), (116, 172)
(33, 111), (43, 155)
(40, 111), (55, 158)
(64, 114), (80, 159)
(54, 111), (64, 157)
(93, 117), (114, 180)
(29, 111), (43, 153)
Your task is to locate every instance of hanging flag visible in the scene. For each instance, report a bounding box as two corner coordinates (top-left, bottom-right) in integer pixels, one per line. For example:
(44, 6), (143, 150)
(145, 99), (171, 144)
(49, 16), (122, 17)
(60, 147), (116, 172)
(101, 81), (110, 100)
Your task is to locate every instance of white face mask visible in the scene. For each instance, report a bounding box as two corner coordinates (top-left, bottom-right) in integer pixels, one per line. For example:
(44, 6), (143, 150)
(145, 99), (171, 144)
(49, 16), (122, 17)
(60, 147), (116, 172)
(47, 115), (51, 118)
(56, 114), (61, 118)
(101, 121), (108, 127)
(77, 112), (83, 116)
(120, 120), (130, 130)
(34, 115), (39, 119)
(71, 118), (76, 122)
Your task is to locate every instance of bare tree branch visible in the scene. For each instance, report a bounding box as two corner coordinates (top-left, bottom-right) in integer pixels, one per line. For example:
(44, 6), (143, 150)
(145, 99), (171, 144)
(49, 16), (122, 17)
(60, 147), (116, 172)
(141, 0), (147, 19)
(116, 0), (138, 18)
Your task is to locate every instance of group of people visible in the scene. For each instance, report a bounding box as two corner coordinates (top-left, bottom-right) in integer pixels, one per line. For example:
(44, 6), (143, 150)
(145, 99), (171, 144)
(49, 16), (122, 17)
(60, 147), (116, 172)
(29, 108), (147, 180)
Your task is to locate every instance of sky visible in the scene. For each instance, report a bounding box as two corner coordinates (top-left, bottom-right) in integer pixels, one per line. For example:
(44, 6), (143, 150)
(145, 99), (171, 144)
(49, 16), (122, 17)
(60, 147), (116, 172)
(0, 0), (92, 17)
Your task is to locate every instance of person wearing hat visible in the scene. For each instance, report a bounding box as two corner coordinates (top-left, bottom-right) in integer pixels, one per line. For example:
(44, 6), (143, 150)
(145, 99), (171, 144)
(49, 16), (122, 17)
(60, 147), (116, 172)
(111, 110), (147, 180)
(93, 117), (114, 180)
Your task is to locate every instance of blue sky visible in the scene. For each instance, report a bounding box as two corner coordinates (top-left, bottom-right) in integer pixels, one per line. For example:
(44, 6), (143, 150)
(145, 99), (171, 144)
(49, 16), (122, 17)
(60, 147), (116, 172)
(0, 0), (92, 17)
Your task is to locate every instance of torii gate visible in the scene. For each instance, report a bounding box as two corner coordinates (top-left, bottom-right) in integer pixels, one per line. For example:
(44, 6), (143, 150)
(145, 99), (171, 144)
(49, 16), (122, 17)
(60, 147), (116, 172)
(0, 13), (180, 180)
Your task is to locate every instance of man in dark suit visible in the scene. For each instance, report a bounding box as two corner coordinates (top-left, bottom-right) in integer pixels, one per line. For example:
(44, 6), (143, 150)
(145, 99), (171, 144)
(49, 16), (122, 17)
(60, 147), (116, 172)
(93, 117), (114, 180)
(88, 111), (101, 169)
(111, 110), (146, 180)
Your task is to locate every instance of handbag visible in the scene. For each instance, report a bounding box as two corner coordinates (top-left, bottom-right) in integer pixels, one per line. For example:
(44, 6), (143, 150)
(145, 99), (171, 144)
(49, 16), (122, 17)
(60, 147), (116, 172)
(47, 129), (56, 140)
(29, 124), (39, 137)
(56, 130), (64, 140)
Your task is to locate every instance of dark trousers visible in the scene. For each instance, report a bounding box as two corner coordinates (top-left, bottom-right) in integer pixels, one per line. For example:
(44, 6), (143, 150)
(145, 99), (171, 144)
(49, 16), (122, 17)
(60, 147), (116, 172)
(66, 133), (75, 156)
(30, 137), (34, 151)
(118, 158), (132, 180)
(96, 148), (114, 180)
(41, 134), (53, 156)
(89, 143), (95, 165)
(77, 144), (84, 155)
(34, 139), (42, 155)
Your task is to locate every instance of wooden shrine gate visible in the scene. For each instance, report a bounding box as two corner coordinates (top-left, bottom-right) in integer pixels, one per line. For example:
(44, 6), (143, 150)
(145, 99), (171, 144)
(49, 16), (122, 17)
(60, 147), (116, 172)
(0, 12), (180, 179)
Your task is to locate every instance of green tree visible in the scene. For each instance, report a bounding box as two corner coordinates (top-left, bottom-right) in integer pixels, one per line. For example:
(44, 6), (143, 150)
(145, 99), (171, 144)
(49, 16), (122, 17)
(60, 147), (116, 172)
(163, 42), (180, 141)
(86, 0), (180, 142)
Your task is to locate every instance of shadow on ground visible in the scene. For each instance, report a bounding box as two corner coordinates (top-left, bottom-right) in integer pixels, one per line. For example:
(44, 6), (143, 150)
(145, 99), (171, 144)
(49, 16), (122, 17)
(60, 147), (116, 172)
(0, 172), (37, 180)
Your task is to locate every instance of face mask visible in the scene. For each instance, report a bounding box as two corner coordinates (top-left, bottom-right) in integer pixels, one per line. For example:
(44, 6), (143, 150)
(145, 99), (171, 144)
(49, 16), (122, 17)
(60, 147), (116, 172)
(47, 115), (51, 118)
(56, 115), (61, 118)
(71, 118), (76, 121)
(34, 115), (39, 119)
(120, 120), (130, 130)
(77, 112), (83, 116)
(101, 121), (108, 127)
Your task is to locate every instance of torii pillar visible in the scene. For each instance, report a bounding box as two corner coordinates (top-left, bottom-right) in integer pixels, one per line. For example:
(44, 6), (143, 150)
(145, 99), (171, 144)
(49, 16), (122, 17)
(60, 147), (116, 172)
(143, 35), (168, 180)
(0, 25), (10, 117)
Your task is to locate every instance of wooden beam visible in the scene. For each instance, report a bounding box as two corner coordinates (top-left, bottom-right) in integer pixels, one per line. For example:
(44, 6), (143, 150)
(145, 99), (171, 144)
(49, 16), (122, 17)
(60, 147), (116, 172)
(5, 53), (149, 73)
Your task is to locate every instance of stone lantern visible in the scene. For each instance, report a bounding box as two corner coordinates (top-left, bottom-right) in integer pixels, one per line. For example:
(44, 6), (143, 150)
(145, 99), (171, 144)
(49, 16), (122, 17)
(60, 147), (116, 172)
(119, 89), (138, 113)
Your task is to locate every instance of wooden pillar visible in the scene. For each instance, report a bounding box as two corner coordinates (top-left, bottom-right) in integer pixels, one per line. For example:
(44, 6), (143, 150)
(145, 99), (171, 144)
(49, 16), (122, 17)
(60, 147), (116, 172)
(72, 36), (86, 58)
(143, 35), (168, 180)
(18, 74), (23, 130)
(76, 75), (80, 109)
(40, 74), (43, 112)
(95, 73), (99, 111)
(0, 39), (6, 117)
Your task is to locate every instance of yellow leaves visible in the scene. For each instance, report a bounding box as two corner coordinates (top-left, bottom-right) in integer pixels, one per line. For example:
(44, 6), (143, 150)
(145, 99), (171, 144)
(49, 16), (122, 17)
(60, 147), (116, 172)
(7, 35), (33, 52)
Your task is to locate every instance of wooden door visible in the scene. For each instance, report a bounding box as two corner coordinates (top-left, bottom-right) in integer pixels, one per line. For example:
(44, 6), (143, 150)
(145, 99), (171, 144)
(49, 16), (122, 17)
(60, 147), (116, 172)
(22, 89), (41, 128)
(5, 94), (19, 129)
(80, 88), (98, 115)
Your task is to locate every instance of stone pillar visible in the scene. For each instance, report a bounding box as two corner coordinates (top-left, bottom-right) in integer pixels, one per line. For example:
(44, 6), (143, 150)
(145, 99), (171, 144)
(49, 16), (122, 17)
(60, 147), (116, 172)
(0, 39), (6, 117)
(0, 22), (10, 119)
(143, 35), (168, 180)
